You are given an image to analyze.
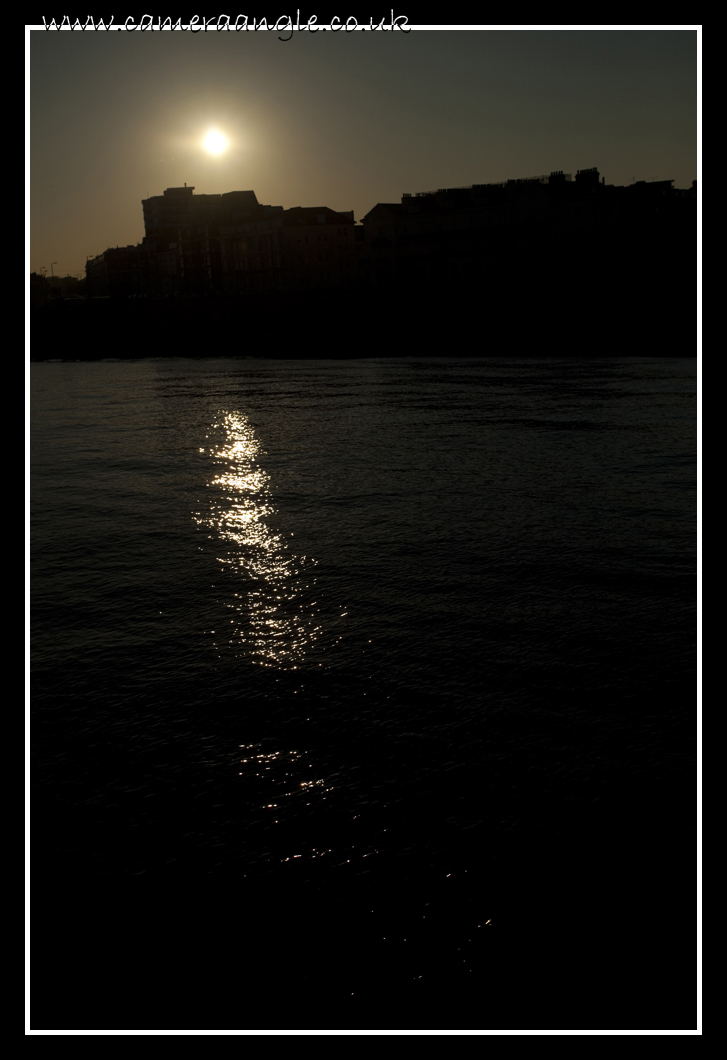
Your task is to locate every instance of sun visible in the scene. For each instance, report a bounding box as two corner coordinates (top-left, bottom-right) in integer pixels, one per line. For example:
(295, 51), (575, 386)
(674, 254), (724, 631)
(203, 129), (229, 156)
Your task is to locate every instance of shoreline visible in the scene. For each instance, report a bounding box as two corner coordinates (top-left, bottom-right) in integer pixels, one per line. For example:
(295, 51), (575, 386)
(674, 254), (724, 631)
(30, 293), (695, 361)
(31, 352), (696, 362)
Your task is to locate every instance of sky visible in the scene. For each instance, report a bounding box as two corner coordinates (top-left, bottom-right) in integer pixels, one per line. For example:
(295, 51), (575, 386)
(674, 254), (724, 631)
(28, 25), (698, 278)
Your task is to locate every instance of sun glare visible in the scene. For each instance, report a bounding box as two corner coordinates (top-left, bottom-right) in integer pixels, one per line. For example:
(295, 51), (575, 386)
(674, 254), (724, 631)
(203, 129), (229, 156)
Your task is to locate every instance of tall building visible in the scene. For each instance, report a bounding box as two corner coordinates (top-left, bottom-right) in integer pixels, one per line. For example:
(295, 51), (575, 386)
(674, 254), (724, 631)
(87, 186), (360, 298)
(141, 186), (284, 296)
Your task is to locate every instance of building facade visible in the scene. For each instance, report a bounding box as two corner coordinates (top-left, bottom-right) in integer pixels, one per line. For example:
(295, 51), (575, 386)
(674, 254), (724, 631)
(86, 171), (695, 300)
(219, 206), (357, 293)
(360, 168), (696, 290)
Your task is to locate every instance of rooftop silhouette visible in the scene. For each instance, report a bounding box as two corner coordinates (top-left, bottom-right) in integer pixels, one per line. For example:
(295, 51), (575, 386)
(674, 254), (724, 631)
(32, 166), (696, 360)
(81, 167), (694, 301)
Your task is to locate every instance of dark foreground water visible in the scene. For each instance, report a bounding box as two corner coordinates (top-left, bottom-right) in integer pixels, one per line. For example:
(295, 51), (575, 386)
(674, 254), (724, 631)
(31, 357), (696, 1030)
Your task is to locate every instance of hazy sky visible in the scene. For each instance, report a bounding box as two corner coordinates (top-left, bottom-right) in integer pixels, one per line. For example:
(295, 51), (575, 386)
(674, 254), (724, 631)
(29, 26), (698, 277)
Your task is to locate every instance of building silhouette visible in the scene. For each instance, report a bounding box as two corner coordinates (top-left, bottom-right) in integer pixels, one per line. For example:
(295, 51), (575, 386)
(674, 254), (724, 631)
(361, 168), (696, 291)
(87, 186), (359, 298)
(84, 168), (695, 312)
(220, 205), (357, 294)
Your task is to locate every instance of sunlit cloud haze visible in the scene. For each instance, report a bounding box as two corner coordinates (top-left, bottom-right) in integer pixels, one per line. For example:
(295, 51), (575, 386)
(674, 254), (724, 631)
(29, 28), (697, 277)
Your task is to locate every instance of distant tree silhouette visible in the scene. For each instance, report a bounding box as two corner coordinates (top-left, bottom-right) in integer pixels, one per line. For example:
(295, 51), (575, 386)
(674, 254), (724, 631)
(30, 272), (50, 309)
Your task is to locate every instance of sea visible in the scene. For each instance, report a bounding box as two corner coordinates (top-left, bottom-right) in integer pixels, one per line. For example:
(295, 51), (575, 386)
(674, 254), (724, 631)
(30, 356), (697, 1031)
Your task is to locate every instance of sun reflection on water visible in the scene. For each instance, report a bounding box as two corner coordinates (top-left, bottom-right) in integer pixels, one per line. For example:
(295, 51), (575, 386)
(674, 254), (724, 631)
(195, 412), (321, 668)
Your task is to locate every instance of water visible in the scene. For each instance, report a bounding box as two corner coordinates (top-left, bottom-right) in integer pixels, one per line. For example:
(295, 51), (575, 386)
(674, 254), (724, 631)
(31, 357), (696, 1029)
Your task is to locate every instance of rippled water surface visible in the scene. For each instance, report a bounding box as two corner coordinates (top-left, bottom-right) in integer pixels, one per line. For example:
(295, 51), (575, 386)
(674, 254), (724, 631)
(31, 357), (696, 1029)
